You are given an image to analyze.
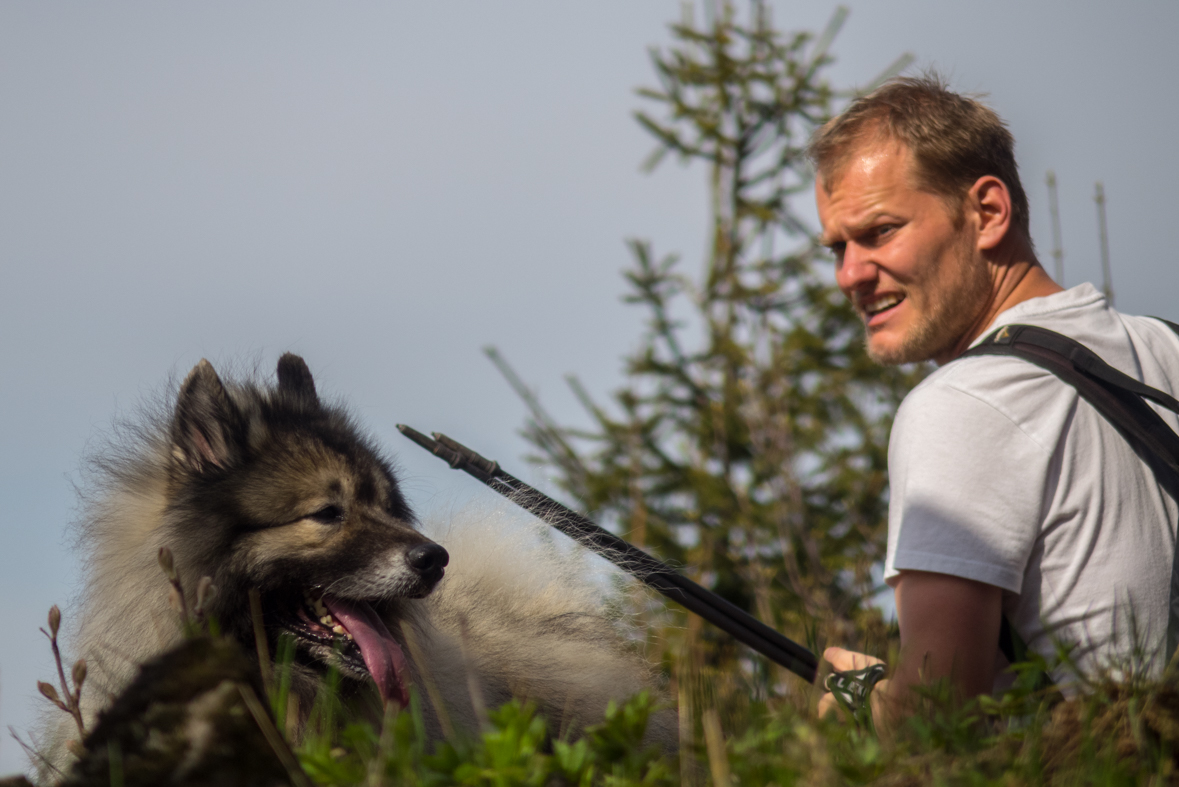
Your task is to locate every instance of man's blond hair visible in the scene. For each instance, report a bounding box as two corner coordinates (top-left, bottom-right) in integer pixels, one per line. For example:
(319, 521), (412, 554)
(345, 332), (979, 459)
(808, 74), (1031, 241)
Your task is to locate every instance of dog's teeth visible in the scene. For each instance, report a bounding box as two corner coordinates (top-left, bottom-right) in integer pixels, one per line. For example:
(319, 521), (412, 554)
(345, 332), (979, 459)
(331, 624), (348, 636)
(305, 589), (329, 617)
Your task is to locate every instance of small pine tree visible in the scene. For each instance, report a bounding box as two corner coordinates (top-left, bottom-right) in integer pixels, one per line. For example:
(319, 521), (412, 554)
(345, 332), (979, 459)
(492, 0), (925, 705)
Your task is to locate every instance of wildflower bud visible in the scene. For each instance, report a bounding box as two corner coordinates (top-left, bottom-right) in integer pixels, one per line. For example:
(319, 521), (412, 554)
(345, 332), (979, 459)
(72, 659), (87, 690)
(38, 681), (61, 704)
(158, 546), (177, 581)
(195, 576), (217, 613)
(48, 605), (62, 638)
(169, 586), (184, 615)
(65, 739), (86, 758)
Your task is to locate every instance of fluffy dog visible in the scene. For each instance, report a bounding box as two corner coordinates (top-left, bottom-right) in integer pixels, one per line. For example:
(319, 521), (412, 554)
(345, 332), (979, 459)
(38, 355), (669, 778)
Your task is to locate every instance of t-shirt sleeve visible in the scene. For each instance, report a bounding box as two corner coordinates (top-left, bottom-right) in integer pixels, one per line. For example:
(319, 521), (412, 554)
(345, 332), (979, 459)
(884, 379), (1055, 594)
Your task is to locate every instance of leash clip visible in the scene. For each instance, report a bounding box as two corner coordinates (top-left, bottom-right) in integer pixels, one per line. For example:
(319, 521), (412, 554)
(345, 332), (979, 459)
(824, 663), (887, 715)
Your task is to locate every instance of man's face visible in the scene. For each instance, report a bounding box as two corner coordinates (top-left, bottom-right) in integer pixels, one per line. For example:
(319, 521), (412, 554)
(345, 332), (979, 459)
(815, 142), (991, 365)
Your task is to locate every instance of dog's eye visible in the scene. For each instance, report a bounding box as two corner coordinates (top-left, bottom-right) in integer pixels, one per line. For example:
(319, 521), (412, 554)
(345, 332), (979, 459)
(308, 505), (345, 524)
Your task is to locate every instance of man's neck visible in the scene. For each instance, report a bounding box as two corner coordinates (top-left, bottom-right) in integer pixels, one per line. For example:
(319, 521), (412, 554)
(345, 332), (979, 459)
(939, 242), (1065, 364)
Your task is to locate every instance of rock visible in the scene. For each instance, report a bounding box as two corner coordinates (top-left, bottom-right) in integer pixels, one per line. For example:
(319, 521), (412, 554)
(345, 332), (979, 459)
(0, 776), (35, 787)
(61, 637), (305, 787)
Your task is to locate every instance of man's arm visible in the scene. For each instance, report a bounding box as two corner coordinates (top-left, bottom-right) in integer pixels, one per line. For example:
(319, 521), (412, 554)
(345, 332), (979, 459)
(820, 570), (1003, 724)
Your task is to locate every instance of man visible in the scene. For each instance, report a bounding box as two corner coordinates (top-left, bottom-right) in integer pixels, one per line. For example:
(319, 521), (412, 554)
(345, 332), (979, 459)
(809, 76), (1179, 722)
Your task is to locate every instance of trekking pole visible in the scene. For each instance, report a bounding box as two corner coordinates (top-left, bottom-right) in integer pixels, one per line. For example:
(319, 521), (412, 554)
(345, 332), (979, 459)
(397, 425), (820, 684)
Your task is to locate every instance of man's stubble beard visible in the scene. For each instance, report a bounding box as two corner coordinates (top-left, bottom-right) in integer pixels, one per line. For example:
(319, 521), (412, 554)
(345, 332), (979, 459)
(865, 238), (992, 366)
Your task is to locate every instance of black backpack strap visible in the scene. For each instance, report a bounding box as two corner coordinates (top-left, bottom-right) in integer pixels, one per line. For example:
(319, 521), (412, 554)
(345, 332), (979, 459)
(960, 323), (1179, 667)
(996, 616), (1025, 666)
(961, 324), (1179, 483)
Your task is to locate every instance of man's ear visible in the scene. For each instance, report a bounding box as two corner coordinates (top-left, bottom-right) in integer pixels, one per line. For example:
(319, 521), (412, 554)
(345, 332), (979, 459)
(171, 359), (244, 474)
(970, 175), (1013, 252)
(276, 353), (318, 404)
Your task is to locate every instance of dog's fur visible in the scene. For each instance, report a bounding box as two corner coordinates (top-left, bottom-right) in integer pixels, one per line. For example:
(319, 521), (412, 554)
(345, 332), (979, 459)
(39, 355), (669, 778)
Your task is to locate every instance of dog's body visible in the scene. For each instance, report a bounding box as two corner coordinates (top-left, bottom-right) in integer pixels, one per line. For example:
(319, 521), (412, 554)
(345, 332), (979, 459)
(39, 355), (668, 779)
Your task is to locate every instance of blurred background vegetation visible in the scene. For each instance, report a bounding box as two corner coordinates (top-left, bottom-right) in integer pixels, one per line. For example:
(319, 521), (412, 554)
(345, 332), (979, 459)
(488, 0), (923, 721)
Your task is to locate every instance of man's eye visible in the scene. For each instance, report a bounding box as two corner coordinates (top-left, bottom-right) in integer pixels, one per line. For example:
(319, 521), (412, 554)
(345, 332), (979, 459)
(308, 505), (345, 524)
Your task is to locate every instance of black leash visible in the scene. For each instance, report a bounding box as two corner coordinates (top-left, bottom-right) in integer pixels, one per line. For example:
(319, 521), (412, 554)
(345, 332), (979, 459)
(397, 425), (821, 684)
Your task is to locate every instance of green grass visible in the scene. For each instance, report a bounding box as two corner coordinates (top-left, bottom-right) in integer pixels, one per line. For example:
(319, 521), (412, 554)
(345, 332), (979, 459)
(29, 604), (1179, 785)
(290, 687), (673, 786)
(277, 645), (1179, 786)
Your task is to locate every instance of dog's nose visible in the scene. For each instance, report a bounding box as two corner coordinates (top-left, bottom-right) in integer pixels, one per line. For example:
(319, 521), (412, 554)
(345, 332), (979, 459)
(406, 543), (449, 576)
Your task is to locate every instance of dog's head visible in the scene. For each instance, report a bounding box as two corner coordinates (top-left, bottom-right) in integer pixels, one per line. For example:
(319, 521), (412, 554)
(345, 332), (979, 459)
(163, 354), (445, 707)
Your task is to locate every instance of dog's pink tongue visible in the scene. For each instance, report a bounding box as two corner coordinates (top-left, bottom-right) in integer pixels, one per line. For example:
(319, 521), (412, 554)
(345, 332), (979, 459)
(322, 596), (409, 708)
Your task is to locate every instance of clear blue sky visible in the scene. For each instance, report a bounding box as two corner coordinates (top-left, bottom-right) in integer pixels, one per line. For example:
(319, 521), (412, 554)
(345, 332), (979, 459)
(2, 1), (1177, 774)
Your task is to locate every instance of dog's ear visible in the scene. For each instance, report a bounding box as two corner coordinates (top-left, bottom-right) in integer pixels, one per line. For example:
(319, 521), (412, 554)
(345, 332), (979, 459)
(171, 359), (244, 474)
(276, 353), (318, 403)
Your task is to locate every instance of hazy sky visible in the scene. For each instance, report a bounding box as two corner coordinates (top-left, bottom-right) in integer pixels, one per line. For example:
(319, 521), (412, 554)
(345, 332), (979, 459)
(3, 1), (1178, 774)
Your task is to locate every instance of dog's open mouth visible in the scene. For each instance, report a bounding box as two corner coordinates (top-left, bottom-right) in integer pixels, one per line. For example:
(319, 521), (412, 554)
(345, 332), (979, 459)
(288, 589), (410, 707)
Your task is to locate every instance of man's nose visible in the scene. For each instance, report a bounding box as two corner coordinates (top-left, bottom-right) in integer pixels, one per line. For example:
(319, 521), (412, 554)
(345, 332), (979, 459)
(835, 244), (877, 296)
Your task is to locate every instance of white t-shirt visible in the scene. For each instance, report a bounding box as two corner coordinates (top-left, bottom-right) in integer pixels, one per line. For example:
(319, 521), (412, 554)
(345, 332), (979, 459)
(884, 283), (1179, 686)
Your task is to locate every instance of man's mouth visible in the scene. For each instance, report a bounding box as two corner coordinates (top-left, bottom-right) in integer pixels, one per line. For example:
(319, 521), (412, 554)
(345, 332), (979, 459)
(286, 588), (411, 708)
(858, 292), (904, 324)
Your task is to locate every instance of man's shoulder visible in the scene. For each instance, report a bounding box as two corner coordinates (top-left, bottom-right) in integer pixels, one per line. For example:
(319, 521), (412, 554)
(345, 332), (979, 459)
(980, 284), (1179, 382)
(900, 352), (1064, 424)
(901, 285), (1179, 428)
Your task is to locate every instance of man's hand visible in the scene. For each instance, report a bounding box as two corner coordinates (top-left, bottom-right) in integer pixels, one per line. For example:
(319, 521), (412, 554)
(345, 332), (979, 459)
(818, 647), (888, 720)
(818, 570), (1003, 727)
